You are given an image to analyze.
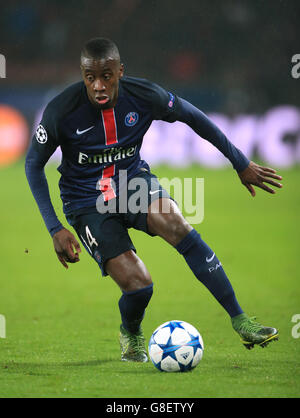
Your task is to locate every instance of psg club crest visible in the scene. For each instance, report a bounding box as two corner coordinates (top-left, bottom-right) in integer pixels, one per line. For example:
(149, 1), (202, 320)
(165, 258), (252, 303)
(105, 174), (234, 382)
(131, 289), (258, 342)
(125, 112), (139, 127)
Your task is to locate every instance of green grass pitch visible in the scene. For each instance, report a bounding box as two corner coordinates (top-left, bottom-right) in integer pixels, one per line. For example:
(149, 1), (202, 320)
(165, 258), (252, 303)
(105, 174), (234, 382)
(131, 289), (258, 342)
(0, 160), (299, 398)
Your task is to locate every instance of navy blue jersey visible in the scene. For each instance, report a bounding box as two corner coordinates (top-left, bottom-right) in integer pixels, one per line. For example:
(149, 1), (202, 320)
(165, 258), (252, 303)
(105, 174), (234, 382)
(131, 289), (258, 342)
(25, 76), (249, 236)
(30, 77), (181, 209)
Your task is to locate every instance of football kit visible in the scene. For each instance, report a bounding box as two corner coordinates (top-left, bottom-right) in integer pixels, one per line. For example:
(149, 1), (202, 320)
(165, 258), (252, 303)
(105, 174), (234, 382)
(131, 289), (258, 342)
(25, 76), (250, 274)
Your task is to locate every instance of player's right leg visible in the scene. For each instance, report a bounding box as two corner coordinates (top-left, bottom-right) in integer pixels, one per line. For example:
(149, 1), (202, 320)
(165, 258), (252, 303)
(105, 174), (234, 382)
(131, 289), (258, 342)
(106, 251), (153, 362)
(66, 210), (153, 362)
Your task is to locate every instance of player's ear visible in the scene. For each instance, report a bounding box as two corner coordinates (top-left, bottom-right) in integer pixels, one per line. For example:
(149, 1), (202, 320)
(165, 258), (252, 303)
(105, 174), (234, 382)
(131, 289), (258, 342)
(119, 63), (124, 78)
(80, 63), (85, 77)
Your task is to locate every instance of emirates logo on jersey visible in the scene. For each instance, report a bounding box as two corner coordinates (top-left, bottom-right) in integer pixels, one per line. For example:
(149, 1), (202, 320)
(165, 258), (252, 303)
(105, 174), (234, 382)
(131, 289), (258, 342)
(78, 145), (138, 165)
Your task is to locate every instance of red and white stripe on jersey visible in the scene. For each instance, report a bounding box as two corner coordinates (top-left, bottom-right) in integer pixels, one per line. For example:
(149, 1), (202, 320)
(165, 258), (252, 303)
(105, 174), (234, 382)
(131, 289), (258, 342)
(101, 108), (118, 146)
(99, 108), (118, 201)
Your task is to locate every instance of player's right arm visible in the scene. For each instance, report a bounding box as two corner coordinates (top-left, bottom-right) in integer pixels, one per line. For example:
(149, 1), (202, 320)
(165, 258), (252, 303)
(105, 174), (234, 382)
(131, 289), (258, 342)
(25, 104), (81, 268)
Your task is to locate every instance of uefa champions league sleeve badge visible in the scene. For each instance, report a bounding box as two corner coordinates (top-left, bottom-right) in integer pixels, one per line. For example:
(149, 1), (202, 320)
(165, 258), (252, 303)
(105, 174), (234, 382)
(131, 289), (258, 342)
(35, 124), (48, 144)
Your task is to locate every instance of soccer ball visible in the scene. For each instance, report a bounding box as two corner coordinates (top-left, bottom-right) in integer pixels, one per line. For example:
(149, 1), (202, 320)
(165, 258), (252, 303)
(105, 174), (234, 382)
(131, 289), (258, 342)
(148, 320), (204, 372)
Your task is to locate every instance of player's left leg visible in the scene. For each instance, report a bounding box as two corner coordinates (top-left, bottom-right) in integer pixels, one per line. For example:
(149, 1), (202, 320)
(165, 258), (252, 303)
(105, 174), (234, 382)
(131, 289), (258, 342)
(147, 198), (278, 349)
(147, 198), (244, 318)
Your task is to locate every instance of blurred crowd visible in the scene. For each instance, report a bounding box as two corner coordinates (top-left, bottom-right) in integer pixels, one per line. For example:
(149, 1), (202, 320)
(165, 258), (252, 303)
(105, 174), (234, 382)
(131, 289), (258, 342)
(1, 0), (299, 113)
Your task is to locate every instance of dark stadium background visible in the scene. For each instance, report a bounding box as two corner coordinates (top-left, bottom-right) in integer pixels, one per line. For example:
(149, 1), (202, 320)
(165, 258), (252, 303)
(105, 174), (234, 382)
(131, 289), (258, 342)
(0, 0), (299, 168)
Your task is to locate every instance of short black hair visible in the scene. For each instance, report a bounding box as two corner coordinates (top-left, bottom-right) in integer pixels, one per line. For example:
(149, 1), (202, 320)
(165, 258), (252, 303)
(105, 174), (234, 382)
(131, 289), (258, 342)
(81, 37), (120, 62)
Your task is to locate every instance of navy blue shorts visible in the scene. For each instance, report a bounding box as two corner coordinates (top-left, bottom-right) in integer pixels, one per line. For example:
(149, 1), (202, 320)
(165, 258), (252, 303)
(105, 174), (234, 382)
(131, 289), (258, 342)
(66, 169), (171, 276)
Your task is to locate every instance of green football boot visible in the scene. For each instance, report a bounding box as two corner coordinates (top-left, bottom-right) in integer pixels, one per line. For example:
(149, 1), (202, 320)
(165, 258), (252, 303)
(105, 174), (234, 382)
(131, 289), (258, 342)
(232, 313), (279, 350)
(119, 324), (148, 362)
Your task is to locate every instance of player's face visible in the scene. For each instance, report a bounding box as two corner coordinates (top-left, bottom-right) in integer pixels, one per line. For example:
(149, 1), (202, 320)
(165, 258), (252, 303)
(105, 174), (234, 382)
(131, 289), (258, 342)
(81, 56), (124, 109)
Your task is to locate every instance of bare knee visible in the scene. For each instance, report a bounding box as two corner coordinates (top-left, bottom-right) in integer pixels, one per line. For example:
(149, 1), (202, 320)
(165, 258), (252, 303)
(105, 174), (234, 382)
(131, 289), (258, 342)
(162, 213), (192, 246)
(148, 199), (192, 246)
(105, 250), (152, 293)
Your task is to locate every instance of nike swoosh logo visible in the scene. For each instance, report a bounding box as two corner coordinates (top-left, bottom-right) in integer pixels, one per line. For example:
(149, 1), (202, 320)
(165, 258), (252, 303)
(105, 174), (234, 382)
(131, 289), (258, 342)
(149, 190), (161, 195)
(206, 253), (215, 263)
(76, 126), (94, 135)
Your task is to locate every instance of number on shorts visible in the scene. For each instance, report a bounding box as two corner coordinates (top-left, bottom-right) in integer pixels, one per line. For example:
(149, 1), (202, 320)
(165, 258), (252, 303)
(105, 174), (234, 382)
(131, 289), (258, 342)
(80, 225), (98, 254)
(85, 225), (98, 248)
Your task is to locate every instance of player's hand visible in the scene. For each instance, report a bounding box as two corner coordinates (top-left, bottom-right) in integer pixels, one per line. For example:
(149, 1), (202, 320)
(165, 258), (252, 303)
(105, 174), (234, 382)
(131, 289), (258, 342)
(53, 228), (81, 269)
(238, 161), (283, 197)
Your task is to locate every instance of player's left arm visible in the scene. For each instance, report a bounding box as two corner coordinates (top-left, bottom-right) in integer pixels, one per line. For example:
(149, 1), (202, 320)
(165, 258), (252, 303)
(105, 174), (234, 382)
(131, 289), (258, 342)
(237, 161), (282, 197)
(148, 81), (282, 196)
(175, 98), (283, 196)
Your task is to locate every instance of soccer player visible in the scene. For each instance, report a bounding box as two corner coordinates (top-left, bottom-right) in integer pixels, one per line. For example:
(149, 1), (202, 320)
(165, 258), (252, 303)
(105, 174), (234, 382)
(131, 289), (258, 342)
(25, 38), (283, 362)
